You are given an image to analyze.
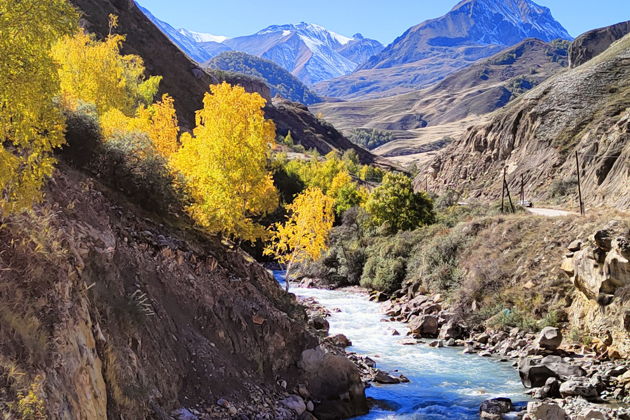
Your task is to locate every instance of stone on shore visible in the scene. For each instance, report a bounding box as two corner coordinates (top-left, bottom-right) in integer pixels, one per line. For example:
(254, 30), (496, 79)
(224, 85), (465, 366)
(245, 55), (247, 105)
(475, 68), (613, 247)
(535, 327), (563, 350)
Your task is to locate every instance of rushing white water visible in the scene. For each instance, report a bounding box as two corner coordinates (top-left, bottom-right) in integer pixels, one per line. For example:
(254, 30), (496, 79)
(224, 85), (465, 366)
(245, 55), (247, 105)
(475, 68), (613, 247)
(275, 272), (528, 419)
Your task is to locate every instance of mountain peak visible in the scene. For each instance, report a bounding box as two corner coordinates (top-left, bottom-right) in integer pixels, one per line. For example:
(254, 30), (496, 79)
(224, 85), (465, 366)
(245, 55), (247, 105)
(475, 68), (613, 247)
(359, 0), (571, 71)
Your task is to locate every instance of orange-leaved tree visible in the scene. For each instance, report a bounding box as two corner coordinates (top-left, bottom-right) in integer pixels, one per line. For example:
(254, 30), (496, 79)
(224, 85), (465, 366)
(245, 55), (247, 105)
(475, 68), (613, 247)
(170, 82), (278, 241)
(265, 187), (334, 291)
(0, 0), (78, 216)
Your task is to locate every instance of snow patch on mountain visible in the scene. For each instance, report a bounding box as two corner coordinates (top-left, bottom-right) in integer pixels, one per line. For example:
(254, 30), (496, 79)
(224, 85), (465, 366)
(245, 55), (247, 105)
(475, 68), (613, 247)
(179, 29), (228, 44)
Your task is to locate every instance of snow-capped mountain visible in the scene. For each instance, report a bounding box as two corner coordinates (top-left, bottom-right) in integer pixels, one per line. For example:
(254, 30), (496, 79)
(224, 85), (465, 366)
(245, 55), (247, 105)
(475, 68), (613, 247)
(360, 0), (572, 70)
(316, 0), (573, 99)
(223, 23), (383, 85)
(137, 5), (384, 86)
(138, 5), (230, 62)
(177, 29), (228, 44)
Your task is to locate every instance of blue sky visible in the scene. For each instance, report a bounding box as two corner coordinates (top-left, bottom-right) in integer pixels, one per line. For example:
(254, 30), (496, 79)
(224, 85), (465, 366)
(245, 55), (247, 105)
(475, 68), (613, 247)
(136, 0), (630, 44)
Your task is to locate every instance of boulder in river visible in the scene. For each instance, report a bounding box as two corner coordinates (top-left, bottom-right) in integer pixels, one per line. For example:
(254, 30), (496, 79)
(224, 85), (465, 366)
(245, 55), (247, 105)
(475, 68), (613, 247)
(438, 321), (466, 340)
(299, 347), (368, 419)
(374, 369), (401, 384)
(479, 398), (512, 420)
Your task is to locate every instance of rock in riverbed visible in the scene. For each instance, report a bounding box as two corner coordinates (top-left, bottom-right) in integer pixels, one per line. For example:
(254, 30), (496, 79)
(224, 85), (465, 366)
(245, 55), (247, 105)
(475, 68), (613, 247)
(479, 398), (513, 419)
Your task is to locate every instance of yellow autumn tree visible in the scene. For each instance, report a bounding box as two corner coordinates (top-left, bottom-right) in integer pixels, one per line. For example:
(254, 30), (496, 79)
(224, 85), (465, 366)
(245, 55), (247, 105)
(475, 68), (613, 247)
(264, 187), (334, 291)
(0, 0), (78, 216)
(101, 94), (179, 157)
(170, 82), (278, 241)
(51, 16), (161, 115)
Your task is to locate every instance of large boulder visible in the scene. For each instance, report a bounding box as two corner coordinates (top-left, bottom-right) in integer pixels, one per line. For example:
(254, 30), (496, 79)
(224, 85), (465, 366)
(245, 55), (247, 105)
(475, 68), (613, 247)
(280, 395), (307, 416)
(525, 401), (566, 420)
(409, 314), (439, 337)
(299, 347), (369, 420)
(438, 321), (466, 340)
(535, 327), (563, 350)
(559, 378), (599, 401)
(518, 356), (586, 388)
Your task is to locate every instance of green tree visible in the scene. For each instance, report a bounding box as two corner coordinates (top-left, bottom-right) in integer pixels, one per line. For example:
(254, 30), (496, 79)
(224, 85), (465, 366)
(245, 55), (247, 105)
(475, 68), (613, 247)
(364, 172), (434, 232)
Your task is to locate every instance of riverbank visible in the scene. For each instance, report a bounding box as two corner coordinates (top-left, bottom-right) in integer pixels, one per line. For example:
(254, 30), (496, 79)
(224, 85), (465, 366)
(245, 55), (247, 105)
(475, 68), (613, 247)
(295, 277), (630, 419)
(292, 283), (529, 419)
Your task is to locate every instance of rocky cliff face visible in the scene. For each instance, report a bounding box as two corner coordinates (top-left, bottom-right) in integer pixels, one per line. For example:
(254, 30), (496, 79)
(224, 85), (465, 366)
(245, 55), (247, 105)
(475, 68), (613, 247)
(0, 164), (369, 419)
(569, 20), (630, 67)
(562, 221), (630, 358)
(422, 33), (630, 210)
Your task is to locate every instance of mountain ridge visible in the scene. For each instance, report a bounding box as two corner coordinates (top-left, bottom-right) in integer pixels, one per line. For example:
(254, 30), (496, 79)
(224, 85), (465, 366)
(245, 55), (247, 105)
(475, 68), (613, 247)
(136, 8), (385, 87)
(316, 0), (572, 100)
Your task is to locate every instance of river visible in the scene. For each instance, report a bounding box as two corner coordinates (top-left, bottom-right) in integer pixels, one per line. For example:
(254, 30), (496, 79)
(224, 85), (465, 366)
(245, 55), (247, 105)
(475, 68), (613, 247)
(275, 272), (528, 419)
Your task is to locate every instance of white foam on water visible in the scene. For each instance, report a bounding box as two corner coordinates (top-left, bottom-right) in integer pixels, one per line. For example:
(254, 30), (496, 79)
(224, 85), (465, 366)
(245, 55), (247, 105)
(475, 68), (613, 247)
(275, 272), (528, 420)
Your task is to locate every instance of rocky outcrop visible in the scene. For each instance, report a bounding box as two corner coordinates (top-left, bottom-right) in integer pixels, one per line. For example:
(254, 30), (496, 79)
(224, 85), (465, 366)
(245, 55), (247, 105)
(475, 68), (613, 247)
(569, 20), (630, 67)
(562, 220), (630, 357)
(422, 33), (630, 210)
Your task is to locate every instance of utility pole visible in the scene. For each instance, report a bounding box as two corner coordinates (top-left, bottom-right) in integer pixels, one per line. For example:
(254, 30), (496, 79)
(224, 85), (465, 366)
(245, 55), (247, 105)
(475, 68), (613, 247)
(501, 168), (506, 213)
(520, 174), (525, 203)
(504, 176), (515, 213)
(575, 151), (585, 215)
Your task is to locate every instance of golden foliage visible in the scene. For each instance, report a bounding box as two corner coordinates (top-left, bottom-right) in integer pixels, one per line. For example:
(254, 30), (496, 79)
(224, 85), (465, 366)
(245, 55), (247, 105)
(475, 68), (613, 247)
(51, 28), (161, 115)
(170, 82), (278, 240)
(265, 187), (334, 277)
(12, 377), (46, 420)
(0, 0), (78, 216)
(101, 94), (179, 157)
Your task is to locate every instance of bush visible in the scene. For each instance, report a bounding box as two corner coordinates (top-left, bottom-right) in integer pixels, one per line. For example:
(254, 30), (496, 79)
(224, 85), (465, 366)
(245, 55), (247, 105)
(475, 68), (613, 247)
(365, 172), (435, 232)
(90, 131), (183, 216)
(486, 308), (540, 332)
(359, 229), (423, 293)
(361, 256), (405, 293)
(405, 224), (470, 293)
(550, 177), (578, 198)
(60, 104), (102, 167)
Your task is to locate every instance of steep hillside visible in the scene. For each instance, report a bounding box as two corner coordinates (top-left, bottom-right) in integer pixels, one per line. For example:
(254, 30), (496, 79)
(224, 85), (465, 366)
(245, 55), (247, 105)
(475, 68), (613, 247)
(71, 0), (380, 163)
(313, 38), (569, 158)
(315, 0), (571, 100)
(569, 20), (630, 67)
(223, 23), (383, 85)
(421, 33), (630, 210)
(206, 51), (322, 105)
(266, 98), (397, 168)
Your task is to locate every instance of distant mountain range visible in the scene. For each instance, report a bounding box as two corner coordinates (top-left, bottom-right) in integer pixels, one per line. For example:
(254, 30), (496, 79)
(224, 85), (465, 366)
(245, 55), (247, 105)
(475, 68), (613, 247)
(315, 0), (573, 99)
(139, 0), (572, 104)
(138, 6), (384, 86)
